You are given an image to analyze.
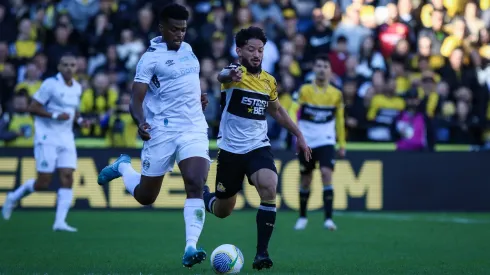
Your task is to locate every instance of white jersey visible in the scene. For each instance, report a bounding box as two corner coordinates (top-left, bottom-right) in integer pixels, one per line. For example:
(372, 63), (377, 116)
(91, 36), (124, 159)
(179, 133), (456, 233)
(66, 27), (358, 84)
(32, 73), (82, 146)
(134, 37), (207, 133)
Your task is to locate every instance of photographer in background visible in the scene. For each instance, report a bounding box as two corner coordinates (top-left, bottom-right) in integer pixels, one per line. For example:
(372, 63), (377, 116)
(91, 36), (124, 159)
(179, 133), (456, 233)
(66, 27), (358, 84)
(0, 89), (34, 147)
(392, 89), (435, 151)
(105, 92), (137, 148)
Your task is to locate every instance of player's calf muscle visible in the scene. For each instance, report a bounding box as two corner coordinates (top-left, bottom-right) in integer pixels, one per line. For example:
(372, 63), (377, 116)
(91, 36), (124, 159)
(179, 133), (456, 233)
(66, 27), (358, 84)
(300, 174), (313, 189)
(214, 197), (236, 218)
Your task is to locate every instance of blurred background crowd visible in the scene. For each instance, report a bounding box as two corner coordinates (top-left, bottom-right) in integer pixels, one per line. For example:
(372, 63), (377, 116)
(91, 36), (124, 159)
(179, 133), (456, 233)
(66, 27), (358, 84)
(0, 0), (489, 150)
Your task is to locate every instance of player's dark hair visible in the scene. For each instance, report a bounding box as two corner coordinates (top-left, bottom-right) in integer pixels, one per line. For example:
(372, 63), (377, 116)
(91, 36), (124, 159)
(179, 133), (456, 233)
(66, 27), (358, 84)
(337, 35), (347, 43)
(235, 26), (267, 48)
(314, 53), (330, 64)
(60, 52), (76, 60)
(15, 89), (29, 98)
(159, 3), (189, 23)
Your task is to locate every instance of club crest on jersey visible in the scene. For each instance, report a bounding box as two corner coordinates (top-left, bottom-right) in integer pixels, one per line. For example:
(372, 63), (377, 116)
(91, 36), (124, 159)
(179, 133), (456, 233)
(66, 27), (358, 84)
(216, 182), (226, 192)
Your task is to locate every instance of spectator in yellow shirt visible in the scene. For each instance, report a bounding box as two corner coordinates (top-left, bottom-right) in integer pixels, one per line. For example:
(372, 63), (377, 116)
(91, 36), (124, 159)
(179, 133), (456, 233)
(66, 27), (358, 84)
(14, 63), (42, 97)
(105, 92), (138, 148)
(1, 90), (34, 147)
(80, 72), (118, 137)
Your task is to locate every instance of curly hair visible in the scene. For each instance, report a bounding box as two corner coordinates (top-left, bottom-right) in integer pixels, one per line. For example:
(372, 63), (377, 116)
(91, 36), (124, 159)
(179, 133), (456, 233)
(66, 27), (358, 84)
(235, 26), (267, 48)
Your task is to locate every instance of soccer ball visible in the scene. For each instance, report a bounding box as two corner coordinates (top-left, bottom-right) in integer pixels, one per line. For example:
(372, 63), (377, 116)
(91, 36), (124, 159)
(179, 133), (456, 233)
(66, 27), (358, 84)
(210, 244), (244, 274)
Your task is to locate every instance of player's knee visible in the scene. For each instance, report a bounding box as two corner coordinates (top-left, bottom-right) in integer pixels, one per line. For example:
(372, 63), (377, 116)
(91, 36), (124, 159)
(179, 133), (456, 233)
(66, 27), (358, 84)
(214, 207), (233, 219)
(35, 174), (52, 190)
(183, 174), (205, 197)
(59, 173), (74, 188)
(320, 169), (332, 184)
(137, 195), (157, 206)
(300, 174), (313, 188)
(258, 183), (277, 202)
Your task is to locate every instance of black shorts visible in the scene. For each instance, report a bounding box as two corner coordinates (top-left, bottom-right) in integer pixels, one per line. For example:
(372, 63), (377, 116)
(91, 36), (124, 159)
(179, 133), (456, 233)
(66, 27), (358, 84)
(215, 146), (277, 199)
(298, 145), (336, 175)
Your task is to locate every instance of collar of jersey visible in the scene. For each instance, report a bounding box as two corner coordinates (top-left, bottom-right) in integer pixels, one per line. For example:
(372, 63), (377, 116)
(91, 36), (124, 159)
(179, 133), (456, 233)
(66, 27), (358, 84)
(150, 36), (182, 52)
(55, 72), (74, 86)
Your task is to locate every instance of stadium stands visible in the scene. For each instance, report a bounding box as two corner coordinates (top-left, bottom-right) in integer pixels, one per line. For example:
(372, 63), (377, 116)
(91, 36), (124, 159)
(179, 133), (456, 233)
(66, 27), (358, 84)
(0, 0), (489, 150)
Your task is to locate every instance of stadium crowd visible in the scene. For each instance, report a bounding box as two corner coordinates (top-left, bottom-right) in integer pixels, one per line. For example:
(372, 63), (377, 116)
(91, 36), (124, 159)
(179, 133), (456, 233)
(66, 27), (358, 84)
(0, 0), (489, 149)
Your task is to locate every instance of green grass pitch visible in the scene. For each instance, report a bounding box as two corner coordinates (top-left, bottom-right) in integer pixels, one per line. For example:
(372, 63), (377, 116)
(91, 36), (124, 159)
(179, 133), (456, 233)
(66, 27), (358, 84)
(1, 210), (489, 275)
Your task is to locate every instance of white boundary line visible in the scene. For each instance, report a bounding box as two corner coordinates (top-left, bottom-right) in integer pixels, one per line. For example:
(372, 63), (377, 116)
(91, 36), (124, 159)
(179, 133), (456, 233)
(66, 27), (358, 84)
(334, 212), (490, 224)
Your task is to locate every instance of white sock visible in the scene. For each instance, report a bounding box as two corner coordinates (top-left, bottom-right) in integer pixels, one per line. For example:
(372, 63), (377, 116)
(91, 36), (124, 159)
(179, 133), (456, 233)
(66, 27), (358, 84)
(184, 199), (206, 250)
(55, 188), (73, 224)
(10, 178), (36, 202)
(118, 163), (141, 196)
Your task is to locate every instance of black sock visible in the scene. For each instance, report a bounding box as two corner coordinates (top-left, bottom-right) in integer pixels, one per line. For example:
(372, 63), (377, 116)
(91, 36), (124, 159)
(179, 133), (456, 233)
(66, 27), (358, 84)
(256, 202), (276, 255)
(203, 192), (216, 214)
(299, 189), (310, 218)
(323, 186), (334, 220)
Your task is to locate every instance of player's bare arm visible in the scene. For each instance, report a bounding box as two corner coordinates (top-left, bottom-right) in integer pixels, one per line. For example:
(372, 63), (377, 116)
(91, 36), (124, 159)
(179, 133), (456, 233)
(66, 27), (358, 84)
(267, 100), (311, 161)
(201, 92), (208, 110)
(28, 99), (69, 121)
(217, 66), (242, 83)
(130, 82), (151, 141)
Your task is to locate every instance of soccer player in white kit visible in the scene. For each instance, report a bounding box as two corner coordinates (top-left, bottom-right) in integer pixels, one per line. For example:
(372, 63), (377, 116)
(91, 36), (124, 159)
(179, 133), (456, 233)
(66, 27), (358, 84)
(2, 54), (88, 232)
(97, 3), (211, 269)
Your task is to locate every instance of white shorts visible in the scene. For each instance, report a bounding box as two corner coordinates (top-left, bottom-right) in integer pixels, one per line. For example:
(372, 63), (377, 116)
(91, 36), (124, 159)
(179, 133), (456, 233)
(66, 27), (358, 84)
(34, 143), (77, 173)
(141, 131), (211, 177)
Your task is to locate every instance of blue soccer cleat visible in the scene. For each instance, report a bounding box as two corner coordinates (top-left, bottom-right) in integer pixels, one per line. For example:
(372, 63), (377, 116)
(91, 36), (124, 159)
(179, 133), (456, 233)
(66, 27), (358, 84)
(182, 247), (207, 268)
(97, 154), (131, 185)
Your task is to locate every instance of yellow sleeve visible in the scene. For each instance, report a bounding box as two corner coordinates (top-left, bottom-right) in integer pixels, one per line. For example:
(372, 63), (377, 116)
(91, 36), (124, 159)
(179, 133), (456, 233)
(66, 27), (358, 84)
(297, 85), (307, 105)
(440, 36), (459, 57)
(487, 101), (490, 120)
(108, 89), (119, 109)
(269, 78), (278, 101)
(420, 4), (433, 28)
(79, 90), (92, 113)
(289, 101), (299, 124)
(221, 82), (231, 91)
(336, 92), (346, 148)
(367, 96), (380, 121)
(426, 92), (439, 118)
(289, 86), (308, 124)
(15, 83), (25, 92)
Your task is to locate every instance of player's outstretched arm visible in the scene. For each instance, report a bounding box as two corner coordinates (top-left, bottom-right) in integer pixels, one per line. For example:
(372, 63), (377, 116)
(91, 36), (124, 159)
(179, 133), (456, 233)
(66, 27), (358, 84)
(267, 100), (312, 160)
(217, 66), (242, 83)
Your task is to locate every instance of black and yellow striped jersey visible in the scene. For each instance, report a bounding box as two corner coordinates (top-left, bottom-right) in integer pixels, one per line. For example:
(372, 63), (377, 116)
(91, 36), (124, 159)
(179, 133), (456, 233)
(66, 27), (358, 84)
(367, 94), (406, 124)
(295, 83), (346, 148)
(218, 64), (278, 154)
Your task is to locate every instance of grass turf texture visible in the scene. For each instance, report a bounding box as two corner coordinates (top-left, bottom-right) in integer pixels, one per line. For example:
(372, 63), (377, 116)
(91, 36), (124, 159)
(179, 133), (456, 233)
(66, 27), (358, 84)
(1, 211), (488, 275)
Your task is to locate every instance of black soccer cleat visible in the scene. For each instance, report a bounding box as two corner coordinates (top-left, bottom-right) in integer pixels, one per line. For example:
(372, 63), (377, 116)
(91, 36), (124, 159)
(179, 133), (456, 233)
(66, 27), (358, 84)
(252, 251), (273, 270)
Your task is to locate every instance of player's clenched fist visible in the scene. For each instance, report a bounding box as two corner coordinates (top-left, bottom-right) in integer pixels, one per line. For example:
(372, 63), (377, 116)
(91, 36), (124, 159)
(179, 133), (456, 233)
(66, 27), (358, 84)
(230, 67), (242, 82)
(138, 122), (151, 141)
